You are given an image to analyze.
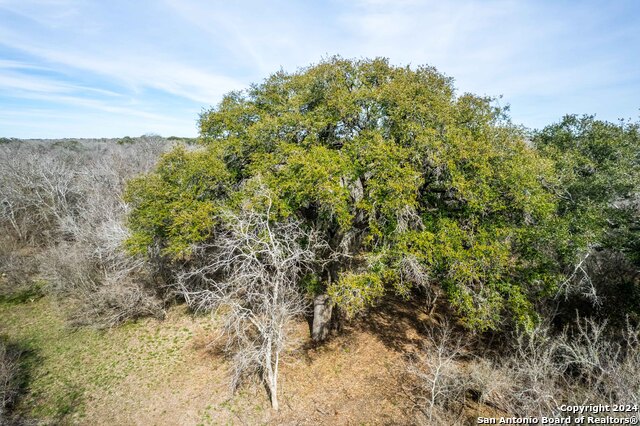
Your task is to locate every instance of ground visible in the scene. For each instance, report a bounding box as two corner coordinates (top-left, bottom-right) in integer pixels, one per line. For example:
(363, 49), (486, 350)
(1, 296), (492, 425)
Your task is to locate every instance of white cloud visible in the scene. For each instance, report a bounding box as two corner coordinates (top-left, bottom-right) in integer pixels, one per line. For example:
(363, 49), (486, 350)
(0, 29), (245, 104)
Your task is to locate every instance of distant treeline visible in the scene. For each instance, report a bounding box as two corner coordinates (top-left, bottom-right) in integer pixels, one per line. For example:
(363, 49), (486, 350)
(0, 134), (197, 146)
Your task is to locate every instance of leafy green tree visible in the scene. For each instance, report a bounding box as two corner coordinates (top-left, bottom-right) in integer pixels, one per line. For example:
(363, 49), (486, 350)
(126, 57), (562, 332)
(534, 115), (640, 320)
(534, 115), (639, 252)
(117, 136), (135, 145)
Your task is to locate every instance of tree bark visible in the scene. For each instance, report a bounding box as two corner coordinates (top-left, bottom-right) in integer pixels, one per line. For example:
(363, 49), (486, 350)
(312, 294), (333, 342)
(265, 339), (279, 410)
(268, 380), (279, 411)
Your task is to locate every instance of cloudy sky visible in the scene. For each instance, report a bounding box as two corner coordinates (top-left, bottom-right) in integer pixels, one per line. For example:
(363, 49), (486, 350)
(1, 0), (639, 138)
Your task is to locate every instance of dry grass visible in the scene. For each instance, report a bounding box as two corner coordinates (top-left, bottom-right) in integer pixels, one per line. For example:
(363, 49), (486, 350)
(5, 293), (636, 425)
(0, 296), (423, 425)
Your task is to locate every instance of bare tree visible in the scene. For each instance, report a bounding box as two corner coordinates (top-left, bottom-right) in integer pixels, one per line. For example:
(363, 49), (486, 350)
(0, 143), (80, 244)
(0, 138), (169, 326)
(177, 186), (327, 410)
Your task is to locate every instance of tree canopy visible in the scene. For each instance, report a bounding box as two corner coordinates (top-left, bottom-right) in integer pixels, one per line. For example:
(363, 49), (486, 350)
(534, 115), (640, 321)
(125, 57), (596, 331)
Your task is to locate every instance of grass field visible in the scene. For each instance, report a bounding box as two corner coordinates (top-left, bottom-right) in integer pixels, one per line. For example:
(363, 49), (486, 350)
(1, 297), (221, 424)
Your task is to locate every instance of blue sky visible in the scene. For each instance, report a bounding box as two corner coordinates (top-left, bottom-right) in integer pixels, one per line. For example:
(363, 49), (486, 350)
(1, 0), (639, 138)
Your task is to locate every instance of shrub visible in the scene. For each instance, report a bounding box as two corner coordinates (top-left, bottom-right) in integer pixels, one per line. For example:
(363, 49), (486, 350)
(0, 236), (41, 303)
(0, 340), (21, 423)
(175, 184), (326, 410)
(404, 322), (469, 424)
(407, 318), (640, 424)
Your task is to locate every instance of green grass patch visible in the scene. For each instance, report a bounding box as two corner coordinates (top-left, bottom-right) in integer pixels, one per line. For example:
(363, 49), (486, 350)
(0, 297), (196, 424)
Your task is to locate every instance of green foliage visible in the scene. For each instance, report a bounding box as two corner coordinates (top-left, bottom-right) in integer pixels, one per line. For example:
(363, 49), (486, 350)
(534, 115), (640, 321)
(117, 136), (135, 145)
(534, 115), (640, 258)
(301, 274), (324, 296)
(125, 145), (232, 258)
(167, 136), (197, 144)
(51, 139), (83, 151)
(127, 57), (562, 330)
(327, 271), (386, 318)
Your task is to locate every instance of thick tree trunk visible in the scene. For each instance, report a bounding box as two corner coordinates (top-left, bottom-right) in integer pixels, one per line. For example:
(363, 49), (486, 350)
(312, 294), (333, 342)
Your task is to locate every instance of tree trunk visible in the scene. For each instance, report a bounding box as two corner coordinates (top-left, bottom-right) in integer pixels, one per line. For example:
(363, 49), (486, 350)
(265, 340), (279, 410)
(312, 294), (333, 342)
(269, 381), (279, 411)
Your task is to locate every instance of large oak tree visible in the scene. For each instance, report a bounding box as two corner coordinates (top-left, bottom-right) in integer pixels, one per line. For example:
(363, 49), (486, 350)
(126, 57), (562, 336)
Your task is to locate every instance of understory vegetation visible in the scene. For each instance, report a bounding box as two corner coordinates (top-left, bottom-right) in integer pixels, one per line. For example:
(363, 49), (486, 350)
(1, 58), (639, 424)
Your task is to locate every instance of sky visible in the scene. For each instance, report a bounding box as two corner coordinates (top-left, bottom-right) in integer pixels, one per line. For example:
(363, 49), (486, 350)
(0, 0), (639, 138)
